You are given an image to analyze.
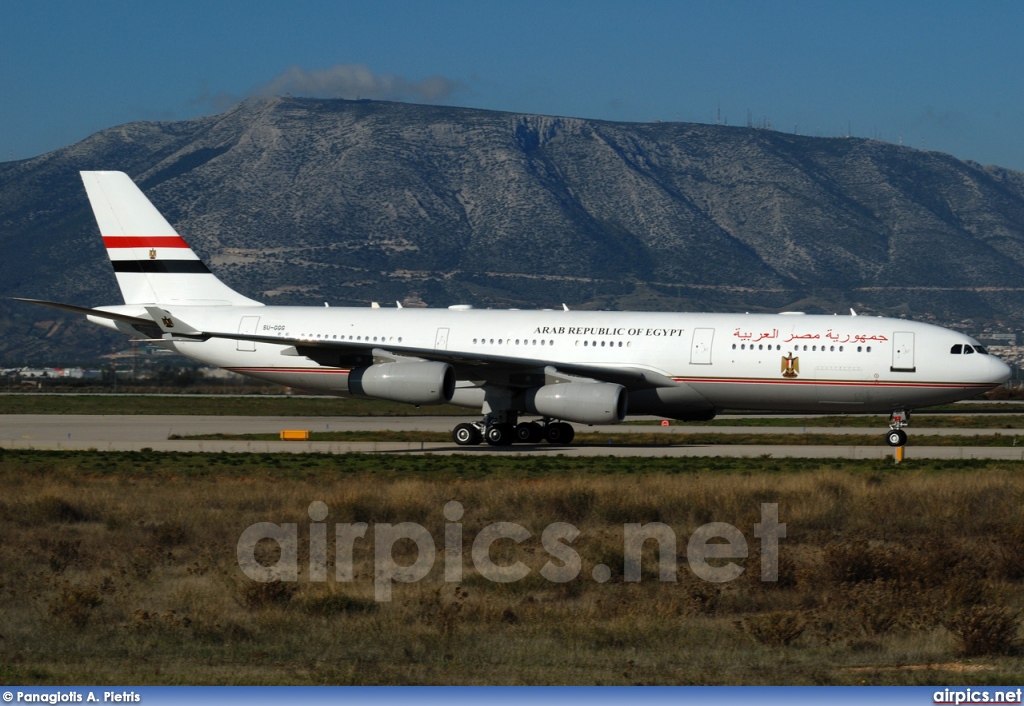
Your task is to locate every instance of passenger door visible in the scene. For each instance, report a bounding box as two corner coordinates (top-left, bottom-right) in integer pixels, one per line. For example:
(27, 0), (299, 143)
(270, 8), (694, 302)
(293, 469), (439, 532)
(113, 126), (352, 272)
(435, 327), (450, 351)
(690, 328), (714, 365)
(237, 316), (260, 352)
(891, 331), (916, 372)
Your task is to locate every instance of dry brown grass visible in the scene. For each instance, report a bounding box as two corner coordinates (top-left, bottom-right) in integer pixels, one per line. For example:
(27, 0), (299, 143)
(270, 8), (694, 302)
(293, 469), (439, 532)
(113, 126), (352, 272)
(0, 452), (1022, 685)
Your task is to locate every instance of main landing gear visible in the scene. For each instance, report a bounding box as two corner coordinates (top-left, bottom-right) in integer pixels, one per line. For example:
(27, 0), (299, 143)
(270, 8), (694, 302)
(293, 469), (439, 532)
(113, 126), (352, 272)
(885, 410), (910, 447)
(451, 418), (575, 447)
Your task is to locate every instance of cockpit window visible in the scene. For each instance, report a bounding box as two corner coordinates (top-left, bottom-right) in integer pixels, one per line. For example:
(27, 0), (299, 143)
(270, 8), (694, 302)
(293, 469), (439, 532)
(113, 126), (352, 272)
(964, 345), (975, 354)
(950, 344), (962, 354)
(975, 345), (989, 355)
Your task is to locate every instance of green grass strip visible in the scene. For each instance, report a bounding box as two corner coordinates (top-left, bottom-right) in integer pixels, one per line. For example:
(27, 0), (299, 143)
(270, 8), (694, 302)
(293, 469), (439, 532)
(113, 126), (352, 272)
(0, 446), (1017, 480)
(169, 430), (1024, 446)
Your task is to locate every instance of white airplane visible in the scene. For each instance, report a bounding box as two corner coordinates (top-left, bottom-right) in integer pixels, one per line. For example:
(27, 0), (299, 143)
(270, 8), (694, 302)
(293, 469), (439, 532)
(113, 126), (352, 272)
(16, 171), (1011, 447)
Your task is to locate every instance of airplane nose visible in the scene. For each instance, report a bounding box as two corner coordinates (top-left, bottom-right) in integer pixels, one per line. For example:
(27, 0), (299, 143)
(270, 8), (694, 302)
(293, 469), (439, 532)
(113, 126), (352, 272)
(991, 355), (1012, 384)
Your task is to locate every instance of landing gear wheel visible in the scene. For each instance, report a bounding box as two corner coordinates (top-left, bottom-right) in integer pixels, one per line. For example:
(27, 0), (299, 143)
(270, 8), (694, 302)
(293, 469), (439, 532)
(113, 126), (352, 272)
(885, 429), (907, 448)
(515, 422), (544, 443)
(452, 423), (482, 446)
(485, 423), (516, 446)
(545, 421), (575, 445)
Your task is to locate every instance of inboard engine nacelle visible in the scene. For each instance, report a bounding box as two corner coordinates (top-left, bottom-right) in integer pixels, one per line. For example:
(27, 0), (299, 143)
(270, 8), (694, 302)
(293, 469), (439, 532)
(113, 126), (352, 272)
(348, 362), (456, 405)
(524, 382), (627, 425)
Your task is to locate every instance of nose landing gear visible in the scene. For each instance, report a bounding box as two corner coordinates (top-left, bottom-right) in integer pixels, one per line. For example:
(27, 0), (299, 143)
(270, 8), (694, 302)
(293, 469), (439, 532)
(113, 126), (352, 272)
(885, 410), (910, 447)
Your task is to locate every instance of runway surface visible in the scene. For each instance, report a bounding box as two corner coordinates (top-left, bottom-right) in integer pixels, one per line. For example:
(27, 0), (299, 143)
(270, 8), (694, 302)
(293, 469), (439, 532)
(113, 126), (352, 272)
(3, 414), (1024, 459)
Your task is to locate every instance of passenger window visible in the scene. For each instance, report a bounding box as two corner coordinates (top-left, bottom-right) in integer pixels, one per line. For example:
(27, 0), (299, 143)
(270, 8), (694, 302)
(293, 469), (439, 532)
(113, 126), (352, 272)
(950, 344), (962, 354)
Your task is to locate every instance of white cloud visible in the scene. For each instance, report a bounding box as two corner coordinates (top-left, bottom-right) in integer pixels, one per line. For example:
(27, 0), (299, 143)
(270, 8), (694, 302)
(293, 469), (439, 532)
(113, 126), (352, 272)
(254, 64), (463, 102)
(193, 64), (465, 112)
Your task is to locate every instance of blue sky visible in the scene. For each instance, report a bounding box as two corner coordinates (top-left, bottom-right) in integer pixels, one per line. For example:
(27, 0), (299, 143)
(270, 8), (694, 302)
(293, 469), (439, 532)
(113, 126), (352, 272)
(3, 0), (1024, 170)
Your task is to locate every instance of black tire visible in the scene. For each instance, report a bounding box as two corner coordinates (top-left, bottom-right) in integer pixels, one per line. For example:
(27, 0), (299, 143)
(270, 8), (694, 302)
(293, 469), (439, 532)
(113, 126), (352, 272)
(452, 423), (482, 446)
(485, 423), (515, 446)
(545, 421), (575, 445)
(516, 422), (544, 443)
(885, 429), (907, 447)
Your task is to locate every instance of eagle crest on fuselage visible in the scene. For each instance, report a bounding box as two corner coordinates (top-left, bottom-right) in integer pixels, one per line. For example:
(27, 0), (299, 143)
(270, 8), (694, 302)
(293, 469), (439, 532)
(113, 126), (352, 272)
(781, 354), (799, 378)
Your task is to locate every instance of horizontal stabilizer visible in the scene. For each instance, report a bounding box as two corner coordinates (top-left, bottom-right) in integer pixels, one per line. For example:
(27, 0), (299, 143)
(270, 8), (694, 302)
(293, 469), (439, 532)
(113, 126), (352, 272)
(12, 297), (155, 328)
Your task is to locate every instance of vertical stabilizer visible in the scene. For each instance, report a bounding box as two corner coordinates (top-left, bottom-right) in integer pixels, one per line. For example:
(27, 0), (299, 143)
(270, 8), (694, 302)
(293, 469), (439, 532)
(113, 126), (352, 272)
(81, 171), (262, 306)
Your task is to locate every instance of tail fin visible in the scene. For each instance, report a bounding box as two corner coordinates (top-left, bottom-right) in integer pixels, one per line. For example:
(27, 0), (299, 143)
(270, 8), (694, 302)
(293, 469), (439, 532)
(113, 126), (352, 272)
(81, 171), (262, 306)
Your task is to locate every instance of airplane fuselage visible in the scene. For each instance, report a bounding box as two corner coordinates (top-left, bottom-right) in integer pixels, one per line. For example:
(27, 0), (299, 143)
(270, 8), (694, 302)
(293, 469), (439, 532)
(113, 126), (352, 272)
(95, 304), (1004, 416)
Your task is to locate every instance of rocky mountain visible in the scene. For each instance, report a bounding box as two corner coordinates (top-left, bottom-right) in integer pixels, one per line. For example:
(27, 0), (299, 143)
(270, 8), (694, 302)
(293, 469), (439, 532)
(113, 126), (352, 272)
(3, 96), (1024, 362)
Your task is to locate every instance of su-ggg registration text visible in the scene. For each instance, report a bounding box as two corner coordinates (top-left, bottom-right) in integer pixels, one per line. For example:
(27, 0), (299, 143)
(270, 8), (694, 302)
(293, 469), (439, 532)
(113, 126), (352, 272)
(237, 501), (786, 601)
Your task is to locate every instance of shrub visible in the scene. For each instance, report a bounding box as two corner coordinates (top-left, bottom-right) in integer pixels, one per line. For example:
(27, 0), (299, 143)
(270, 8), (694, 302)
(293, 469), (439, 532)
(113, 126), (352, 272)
(297, 591), (377, 616)
(128, 608), (192, 631)
(944, 606), (1021, 657)
(35, 496), (91, 523)
(48, 585), (103, 629)
(823, 540), (900, 584)
(739, 611), (806, 647)
(683, 579), (721, 616)
(148, 521), (192, 548)
(240, 580), (296, 610)
(995, 526), (1024, 581)
(848, 581), (904, 635)
(423, 585), (467, 637)
(41, 538), (81, 573)
(552, 488), (597, 523)
(746, 545), (802, 590)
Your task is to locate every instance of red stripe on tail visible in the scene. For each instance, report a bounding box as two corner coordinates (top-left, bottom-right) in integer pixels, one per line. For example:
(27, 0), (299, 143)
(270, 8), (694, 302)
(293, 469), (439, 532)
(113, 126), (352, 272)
(102, 236), (190, 249)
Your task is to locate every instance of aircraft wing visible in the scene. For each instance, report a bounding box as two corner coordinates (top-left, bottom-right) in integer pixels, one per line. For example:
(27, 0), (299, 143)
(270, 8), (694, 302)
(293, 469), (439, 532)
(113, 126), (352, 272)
(197, 328), (679, 391)
(12, 298), (679, 392)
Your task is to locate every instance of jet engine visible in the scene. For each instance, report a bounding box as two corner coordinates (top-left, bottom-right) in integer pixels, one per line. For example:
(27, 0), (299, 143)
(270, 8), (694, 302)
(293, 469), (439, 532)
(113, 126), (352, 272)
(524, 382), (627, 425)
(348, 362), (456, 405)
